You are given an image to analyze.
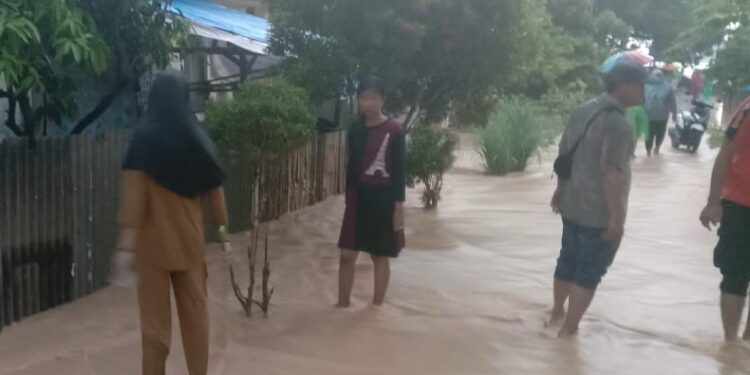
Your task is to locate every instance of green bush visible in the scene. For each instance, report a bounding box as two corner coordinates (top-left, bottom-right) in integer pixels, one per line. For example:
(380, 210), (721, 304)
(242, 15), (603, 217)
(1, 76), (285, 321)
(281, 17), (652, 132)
(478, 98), (552, 175)
(406, 126), (458, 209)
(204, 80), (317, 163)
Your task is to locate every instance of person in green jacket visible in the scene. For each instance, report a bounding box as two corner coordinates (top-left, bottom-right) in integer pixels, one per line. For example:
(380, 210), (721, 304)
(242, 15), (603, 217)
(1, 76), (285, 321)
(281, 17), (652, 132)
(626, 105), (650, 157)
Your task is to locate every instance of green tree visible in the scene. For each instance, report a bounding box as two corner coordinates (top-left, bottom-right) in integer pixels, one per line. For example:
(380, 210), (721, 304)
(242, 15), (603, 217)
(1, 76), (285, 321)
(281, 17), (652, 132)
(0, 0), (189, 137)
(69, 0), (190, 134)
(595, 0), (697, 58)
(528, 0), (629, 113)
(268, 0), (537, 128)
(668, 0), (750, 92)
(205, 79), (317, 162)
(0, 0), (107, 137)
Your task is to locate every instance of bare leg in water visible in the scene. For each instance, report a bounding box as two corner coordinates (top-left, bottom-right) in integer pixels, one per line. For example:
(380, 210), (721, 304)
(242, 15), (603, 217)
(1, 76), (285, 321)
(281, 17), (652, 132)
(337, 249), (359, 308)
(558, 285), (597, 338)
(721, 293), (745, 341)
(548, 278), (573, 326)
(372, 256), (391, 306)
(742, 298), (750, 340)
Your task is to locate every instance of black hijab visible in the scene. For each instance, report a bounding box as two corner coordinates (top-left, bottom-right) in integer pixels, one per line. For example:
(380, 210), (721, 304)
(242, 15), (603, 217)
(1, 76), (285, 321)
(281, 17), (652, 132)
(123, 72), (225, 198)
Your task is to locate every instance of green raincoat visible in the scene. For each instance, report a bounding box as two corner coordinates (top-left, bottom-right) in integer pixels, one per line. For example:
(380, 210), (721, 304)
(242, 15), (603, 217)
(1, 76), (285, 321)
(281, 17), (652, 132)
(626, 105), (650, 140)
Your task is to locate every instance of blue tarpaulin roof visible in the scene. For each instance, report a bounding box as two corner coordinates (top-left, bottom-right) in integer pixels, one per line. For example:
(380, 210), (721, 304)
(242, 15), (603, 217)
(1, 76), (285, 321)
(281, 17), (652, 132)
(169, 0), (269, 44)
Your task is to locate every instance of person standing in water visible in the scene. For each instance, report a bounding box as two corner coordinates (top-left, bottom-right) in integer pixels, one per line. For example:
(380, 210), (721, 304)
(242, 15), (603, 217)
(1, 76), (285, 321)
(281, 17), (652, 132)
(111, 72), (229, 375)
(644, 69), (678, 157)
(550, 61), (646, 337)
(337, 78), (406, 308)
(700, 96), (750, 342)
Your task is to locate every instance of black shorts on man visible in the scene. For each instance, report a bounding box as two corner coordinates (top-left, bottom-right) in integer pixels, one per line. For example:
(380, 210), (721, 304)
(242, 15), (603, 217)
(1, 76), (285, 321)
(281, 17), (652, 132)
(714, 200), (750, 296)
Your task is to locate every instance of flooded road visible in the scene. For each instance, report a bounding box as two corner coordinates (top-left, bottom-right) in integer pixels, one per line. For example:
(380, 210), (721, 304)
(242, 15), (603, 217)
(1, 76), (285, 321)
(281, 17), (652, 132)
(1, 140), (748, 375)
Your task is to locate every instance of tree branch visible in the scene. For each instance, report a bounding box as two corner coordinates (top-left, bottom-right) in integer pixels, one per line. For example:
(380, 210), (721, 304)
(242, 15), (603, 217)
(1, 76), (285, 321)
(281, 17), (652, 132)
(404, 85), (428, 130)
(69, 78), (130, 135)
(18, 94), (37, 141)
(4, 94), (24, 136)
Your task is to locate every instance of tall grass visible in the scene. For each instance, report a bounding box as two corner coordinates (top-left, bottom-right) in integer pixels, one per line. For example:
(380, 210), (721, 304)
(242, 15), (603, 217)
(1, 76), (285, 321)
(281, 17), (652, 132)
(477, 99), (554, 175)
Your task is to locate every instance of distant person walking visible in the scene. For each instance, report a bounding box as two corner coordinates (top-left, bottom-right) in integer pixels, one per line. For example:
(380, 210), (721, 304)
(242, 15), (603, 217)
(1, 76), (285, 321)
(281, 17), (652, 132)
(692, 70), (706, 101)
(644, 69), (678, 157)
(550, 61), (647, 337)
(337, 78), (406, 308)
(700, 96), (750, 342)
(110, 72), (229, 375)
(626, 105), (649, 157)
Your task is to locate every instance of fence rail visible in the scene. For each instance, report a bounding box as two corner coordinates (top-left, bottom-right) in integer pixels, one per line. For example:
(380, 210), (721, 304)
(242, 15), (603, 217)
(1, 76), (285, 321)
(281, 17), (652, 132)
(0, 130), (346, 331)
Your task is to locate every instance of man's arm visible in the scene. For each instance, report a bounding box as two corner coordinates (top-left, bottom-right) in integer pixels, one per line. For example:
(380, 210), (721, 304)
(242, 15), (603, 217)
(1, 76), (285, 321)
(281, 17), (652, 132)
(551, 177), (563, 213)
(600, 116), (632, 244)
(551, 110), (578, 213)
(602, 167), (625, 242)
(700, 138), (735, 230)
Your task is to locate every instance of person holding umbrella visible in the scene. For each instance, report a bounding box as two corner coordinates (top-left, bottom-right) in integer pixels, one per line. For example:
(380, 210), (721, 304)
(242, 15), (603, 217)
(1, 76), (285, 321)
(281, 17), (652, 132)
(644, 69), (678, 157)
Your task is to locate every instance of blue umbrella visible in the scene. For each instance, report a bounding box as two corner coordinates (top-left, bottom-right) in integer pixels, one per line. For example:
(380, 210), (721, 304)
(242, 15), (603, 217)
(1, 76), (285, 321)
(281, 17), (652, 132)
(601, 51), (654, 74)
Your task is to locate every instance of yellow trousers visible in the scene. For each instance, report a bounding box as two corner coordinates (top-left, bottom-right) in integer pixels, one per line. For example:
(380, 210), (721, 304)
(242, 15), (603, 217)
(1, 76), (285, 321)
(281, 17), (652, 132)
(137, 264), (208, 375)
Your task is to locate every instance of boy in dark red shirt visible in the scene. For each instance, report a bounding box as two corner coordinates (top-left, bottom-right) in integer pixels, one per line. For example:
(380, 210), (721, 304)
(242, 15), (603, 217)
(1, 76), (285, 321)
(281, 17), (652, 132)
(700, 96), (750, 341)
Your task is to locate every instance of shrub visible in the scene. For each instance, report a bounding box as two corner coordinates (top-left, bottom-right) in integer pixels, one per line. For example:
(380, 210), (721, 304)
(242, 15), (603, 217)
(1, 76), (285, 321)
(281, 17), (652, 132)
(204, 79), (317, 163)
(478, 98), (552, 175)
(406, 126), (458, 209)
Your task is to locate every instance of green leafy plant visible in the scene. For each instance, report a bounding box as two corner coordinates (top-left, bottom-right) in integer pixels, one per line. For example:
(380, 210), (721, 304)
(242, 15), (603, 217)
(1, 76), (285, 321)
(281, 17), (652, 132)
(206, 80), (315, 319)
(0, 0), (190, 137)
(406, 126), (458, 209)
(0, 0), (108, 137)
(205, 79), (317, 163)
(478, 99), (553, 175)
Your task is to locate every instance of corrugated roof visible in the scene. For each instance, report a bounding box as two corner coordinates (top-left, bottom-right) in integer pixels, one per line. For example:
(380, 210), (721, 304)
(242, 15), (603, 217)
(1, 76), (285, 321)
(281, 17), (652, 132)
(169, 0), (269, 44)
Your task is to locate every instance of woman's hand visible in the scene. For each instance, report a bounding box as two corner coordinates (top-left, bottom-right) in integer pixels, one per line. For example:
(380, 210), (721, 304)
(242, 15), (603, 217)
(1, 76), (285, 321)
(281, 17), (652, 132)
(109, 250), (137, 287)
(393, 202), (405, 231)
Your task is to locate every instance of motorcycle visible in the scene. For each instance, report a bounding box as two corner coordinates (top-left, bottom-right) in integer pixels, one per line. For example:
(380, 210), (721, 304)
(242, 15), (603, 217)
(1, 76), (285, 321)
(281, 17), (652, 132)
(669, 100), (714, 153)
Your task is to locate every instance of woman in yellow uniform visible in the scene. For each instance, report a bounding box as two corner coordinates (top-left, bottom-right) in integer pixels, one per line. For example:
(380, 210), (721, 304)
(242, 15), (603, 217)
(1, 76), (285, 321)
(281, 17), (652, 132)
(111, 72), (228, 375)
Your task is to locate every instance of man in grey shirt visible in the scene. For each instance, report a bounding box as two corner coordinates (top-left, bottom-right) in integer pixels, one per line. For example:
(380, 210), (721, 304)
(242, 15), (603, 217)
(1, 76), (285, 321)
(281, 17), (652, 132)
(549, 61), (648, 337)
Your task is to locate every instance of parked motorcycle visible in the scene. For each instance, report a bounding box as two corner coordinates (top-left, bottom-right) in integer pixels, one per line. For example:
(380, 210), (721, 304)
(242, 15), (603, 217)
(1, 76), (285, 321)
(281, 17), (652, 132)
(669, 100), (714, 153)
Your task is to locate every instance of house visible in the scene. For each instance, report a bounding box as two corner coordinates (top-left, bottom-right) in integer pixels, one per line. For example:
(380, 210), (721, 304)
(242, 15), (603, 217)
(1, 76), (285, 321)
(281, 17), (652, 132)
(169, 0), (350, 129)
(166, 0), (282, 116)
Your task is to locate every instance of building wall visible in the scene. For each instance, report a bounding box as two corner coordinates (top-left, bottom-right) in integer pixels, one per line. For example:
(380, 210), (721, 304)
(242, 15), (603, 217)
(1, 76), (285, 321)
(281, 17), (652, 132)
(214, 0), (269, 17)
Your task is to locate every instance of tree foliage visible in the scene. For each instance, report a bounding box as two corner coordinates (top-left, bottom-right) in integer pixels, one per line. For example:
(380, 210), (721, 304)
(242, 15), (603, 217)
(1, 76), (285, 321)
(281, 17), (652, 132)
(204, 80), (317, 163)
(668, 0), (750, 90)
(0, 0), (107, 136)
(268, 0), (535, 128)
(70, 0), (191, 134)
(0, 0), (190, 137)
(595, 0), (697, 59)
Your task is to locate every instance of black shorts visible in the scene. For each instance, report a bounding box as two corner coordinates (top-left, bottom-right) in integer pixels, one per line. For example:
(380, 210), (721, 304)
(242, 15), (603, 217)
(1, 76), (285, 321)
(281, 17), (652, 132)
(714, 201), (750, 296)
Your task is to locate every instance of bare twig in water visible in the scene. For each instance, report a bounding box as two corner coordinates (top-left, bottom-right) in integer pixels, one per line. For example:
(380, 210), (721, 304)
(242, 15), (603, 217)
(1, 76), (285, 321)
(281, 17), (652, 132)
(228, 225), (273, 317)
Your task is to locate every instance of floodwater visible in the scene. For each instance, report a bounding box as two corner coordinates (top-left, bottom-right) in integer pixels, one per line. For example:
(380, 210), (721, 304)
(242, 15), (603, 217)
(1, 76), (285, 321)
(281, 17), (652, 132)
(1, 139), (749, 375)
